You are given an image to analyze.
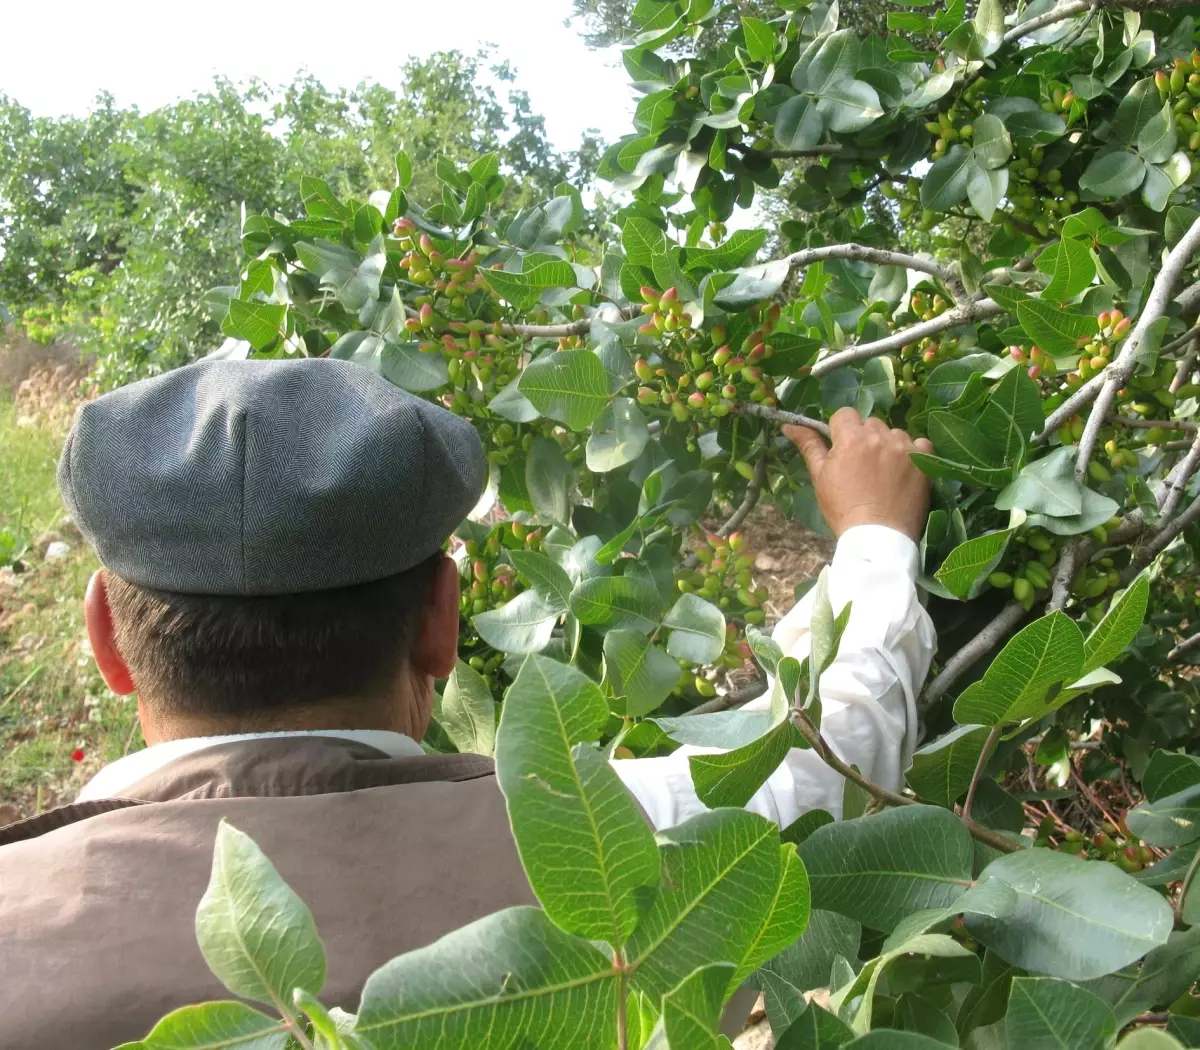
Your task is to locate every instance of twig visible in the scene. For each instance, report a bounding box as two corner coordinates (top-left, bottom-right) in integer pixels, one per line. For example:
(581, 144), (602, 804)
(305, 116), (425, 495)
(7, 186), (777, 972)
(498, 319), (590, 338)
(811, 299), (1004, 379)
(1110, 417), (1198, 433)
(1049, 536), (1088, 613)
(1124, 496), (1200, 583)
(1161, 328), (1200, 360)
(1037, 373), (1107, 444)
(683, 678), (767, 716)
(961, 726), (1001, 823)
(1003, 0), (1192, 44)
(1159, 429), (1200, 521)
(790, 709), (1021, 853)
(1075, 215), (1200, 482)
(1070, 764), (1122, 832)
(1171, 336), (1200, 395)
(1169, 630), (1200, 662)
(1057, 2), (1099, 49)
(734, 402), (830, 437)
(919, 602), (1028, 715)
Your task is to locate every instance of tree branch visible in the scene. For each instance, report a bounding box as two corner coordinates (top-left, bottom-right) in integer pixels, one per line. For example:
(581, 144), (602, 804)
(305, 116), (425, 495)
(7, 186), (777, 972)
(498, 319), (590, 338)
(1037, 373), (1107, 443)
(791, 709), (1021, 853)
(1124, 497), (1200, 583)
(1075, 215), (1200, 482)
(1004, 0), (1192, 45)
(919, 602), (1028, 715)
(1172, 336), (1200, 395)
(683, 678), (768, 716)
(1159, 430), (1200, 522)
(734, 402), (830, 437)
(681, 455), (769, 570)
(1110, 416), (1198, 432)
(783, 244), (957, 289)
(812, 299), (1004, 379)
(1169, 631), (1200, 663)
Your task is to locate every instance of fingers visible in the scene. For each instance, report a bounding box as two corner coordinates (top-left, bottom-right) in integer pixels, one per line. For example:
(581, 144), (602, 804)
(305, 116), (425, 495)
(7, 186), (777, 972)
(829, 406), (863, 445)
(913, 437), (934, 454)
(783, 423), (829, 475)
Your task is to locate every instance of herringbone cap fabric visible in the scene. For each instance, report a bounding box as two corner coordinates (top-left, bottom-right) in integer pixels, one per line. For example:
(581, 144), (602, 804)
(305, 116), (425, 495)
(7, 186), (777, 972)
(58, 358), (486, 595)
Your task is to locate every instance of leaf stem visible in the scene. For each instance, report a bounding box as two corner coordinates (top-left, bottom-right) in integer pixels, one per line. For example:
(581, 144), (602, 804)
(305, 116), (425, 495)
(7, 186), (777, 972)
(961, 726), (1001, 824)
(733, 402), (829, 437)
(789, 709), (1021, 853)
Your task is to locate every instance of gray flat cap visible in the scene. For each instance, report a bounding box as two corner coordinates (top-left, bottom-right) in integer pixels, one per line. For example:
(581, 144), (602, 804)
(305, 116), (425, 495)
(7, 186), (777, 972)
(58, 358), (486, 595)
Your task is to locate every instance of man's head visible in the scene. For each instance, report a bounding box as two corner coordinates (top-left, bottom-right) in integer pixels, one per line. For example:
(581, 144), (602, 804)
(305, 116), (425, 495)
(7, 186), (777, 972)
(61, 358), (485, 743)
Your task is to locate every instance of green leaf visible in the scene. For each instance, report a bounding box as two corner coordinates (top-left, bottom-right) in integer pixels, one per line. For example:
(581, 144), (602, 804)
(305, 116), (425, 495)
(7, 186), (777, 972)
(734, 844), (812, 987)
(966, 161), (1007, 223)
(1016, 298), (1098, 355)
(1117, 1031), (1188, 1049)
(689, 718), (803, 809)
(1005, 977), (1117, 1049)
(526, 437), (572, 525)
(507, 550), (573, 612)
(758, 910), (860, 1032)
(519, 350), (610, 431)
(995, 448), (1084, 517)
(710, 259), (792, 309)
(1041, 236), (1097, 304)
(1081, 573), (1150, 674)
(489, 383), (541, 423)
(473, 590), (561, 654)
(224, 300), (286, 352)
(952, 612), (1085, 727)
(973, 0), (1004, 56)
(925, 353), (1002, 404)
(971, 114), (1012, 170)
(775, 94), (825, 151)
(623, 216), (668, 266)
(659, 963), (734, 1050)
(495, 655), (659, 944)
(482, 260), (577, 311)
(394, 150), (413, 189)
(800, 806), (974, 932)
(123, 1002), (289, 1050)
(935, 531), (1012, 599)
(195, 822), (326, 1009)
(1080, 152), (1147, 198)
(841, 1029), (960, 1048)
(816, 79), (884, 134)
(804, 31), (860, 94)
(653, 710), (774, 749)
(909, 451), (1012, 488)
(978, 365), (1044, 464)
(746, 625), (784, 675)
(1127, 783), (1200, 848)
(440, 660), (496, 756)
(626, 808), (786, 1000)
(741, 16), (776, 62)
(380, 341), (449, 393)
(603, 629), (682, 717)
(1142, 751), (1200, 803)
(921, 146), (972, 211)
(906, 724), (992, 806)
(929, 412), (1003, 469)
(586, 397), (649, 473)
(1112, 928), (1200, 1026)
(355, 907), (617, 1050)
(774, 1006), (856, 1047)
(967, 849), (1173, 979)
(570, 575), (663, 633)
(663, 593), (727, 664)
(1137, 102), (1178, 165)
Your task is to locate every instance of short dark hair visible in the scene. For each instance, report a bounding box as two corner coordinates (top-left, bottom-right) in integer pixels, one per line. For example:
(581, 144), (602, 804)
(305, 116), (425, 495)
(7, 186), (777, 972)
(105, 554), (441, 717)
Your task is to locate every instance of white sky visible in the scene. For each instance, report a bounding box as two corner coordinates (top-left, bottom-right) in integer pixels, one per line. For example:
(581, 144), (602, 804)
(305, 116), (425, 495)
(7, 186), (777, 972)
(0, 0), (634, 152)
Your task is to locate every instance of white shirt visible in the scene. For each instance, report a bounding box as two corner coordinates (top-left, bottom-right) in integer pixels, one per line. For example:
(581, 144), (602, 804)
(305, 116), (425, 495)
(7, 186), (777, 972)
(78, 525), (935, 831)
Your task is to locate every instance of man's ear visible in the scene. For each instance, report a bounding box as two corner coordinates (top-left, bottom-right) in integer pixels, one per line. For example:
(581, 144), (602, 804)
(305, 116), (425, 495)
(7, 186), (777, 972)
(84, 571), (136, 695)
(409, 554), (461, 680)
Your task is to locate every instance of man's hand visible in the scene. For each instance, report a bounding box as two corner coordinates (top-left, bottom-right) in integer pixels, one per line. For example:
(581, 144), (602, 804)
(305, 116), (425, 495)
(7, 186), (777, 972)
(784, 408), (934, 542)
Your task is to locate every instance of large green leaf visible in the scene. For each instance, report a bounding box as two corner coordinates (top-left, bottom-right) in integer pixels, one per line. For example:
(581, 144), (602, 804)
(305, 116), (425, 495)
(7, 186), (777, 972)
(495, 655), (659, 944)
(689, 718), (803, 809)
(224, 300), (286, 352)
(1015, 299), (1098, 355)
(934, 531), (1012, 599)
(800, 806), (974, 932)
(1080, 152), (1147, 198)
(816, 80), (883, 134)
(623, 216), (667, 266)
(519, 350), (611, 430)
(1137, 102), (1178, 166)
(603, 628), (681, 717)
(195, 823), (326, 1009)
(439, 660), (497, 756)
(526, 437), (572, 525)
(653, 710), (774, 749)
(355, 907), (617, 1050)
(1081, 573), (1150, 674)
(659, 963), (734, 1050)
(978, 366), (1043, 464)
(775, 94), (825, 150)
(120, 1002), (290, 1050)
(380, 340), (449, 393)
(473, 590), (561, 654)
(952, 612), (1085, 727)
(1126, 783), (1200, 848)
(929, 412), (1003, 469)
(921, 146), (972, 211)
(1005, 977), (1117, 1049)
(971, 113), (1012, 170)
(1041, 236), (1098, 304)
(775, 1006), (856, 1047)
(507, 550), (573, 612)
(482, 259), (577, 311)
(905, 723), (992, 805)
(586, 398), (649, 473)
(995, 448), (1084, 517)
(803, 31), (860, 94)
(733, 845), (811, 987)
(1111, 928), (1200, 1025)
(966, 161), (1007, 223)
(663, 593), (727, 664)
(625, 808), (784, 1000)
(967, 849), (1173, 979)
(1142, 751), (1200, 803)
(758, 910), (861, 1034)
(570, 575), (663, 633)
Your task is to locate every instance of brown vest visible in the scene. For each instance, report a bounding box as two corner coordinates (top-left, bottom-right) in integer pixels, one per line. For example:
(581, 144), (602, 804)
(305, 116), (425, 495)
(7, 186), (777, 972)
(0, 737), (536, 1050)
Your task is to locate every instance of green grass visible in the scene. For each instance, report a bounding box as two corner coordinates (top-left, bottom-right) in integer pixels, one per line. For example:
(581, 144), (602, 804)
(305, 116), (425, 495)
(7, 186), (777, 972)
(0, 394), (142, 817)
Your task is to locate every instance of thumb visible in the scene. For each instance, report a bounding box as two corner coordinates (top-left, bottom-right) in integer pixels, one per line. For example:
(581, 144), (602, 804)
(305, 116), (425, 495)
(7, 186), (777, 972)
(783, 423), (829, 475)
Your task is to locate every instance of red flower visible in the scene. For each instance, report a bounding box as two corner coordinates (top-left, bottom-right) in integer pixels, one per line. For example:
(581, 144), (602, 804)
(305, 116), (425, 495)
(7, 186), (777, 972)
(70, 748), (84, 762)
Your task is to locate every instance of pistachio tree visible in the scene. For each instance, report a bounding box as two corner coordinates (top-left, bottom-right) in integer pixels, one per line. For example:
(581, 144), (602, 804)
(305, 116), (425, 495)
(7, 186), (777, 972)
(126, 0), (1200, 1045)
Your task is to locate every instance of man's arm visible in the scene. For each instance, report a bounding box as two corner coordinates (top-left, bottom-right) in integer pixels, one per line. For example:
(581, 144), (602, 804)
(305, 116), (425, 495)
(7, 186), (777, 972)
(610, 409), (937, 831)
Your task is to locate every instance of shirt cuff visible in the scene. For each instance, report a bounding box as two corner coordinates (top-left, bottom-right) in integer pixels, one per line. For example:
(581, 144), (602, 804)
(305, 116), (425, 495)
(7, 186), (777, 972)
(833, 524), (920, 580)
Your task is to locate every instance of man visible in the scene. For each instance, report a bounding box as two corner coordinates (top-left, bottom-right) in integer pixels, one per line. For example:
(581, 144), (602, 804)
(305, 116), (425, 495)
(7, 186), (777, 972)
(0, 358), (935, 1049)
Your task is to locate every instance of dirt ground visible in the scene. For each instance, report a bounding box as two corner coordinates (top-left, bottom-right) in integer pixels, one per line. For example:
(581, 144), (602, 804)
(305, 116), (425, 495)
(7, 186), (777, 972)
(735, 504), (835, 625)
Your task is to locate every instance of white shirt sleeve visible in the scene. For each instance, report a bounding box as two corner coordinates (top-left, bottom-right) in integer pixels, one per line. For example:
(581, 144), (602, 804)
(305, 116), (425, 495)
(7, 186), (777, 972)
(610, 524), (936, 830)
